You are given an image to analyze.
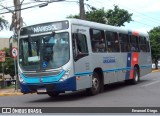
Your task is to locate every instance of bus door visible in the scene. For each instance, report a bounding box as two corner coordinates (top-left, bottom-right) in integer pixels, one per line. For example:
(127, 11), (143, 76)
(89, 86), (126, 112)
(72, 25), (92, 90)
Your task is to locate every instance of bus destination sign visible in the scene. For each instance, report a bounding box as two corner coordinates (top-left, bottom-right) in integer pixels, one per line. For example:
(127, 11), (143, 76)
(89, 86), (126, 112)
(20, 21), (69, 35)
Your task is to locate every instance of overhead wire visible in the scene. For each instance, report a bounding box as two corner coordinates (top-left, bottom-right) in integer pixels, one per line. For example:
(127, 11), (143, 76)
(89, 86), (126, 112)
(0, 3), (47, 15)
(89, 0), (159, 28)
(65, 0), (159, 28)
(0, 0), (158, 28)
(107, 0), (160, 23)
(0, 1), (38, 11)
(0, 0), (66, 15)
(22, 0), (78, 16)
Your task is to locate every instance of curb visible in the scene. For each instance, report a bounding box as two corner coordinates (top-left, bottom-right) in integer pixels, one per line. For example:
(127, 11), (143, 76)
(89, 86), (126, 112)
(0, 92), (23, 96)
(152, 70), (160, 73)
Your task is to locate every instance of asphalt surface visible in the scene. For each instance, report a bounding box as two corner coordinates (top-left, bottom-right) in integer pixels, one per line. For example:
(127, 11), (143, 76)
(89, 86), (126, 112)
(0, 72), (160, 107)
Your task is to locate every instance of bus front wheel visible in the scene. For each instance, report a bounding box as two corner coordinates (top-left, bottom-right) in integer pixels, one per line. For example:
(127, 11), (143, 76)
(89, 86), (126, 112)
(87, 72), (100, 95)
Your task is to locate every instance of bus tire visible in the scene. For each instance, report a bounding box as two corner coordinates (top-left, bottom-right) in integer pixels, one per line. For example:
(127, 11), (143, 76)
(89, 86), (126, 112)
(86, 72), (100, 95)
(130, 67), (139, 84)
(48, 92), (59, 98)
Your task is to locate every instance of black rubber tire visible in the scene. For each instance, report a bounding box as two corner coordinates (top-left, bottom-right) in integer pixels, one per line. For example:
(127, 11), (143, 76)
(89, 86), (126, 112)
(86, 72), (100, 95)
(130, 67), (139, 84)
(48, 92), (59, 98)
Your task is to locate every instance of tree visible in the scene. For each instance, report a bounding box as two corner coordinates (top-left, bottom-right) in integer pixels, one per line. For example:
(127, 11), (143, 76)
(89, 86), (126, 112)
(106, 5), (133, 26)
(0, 16), (9, 31)
(149, 26), (160, 69)
(68, 5), (133, 26)
(0, 48), (15, 78)
(86, 8), (107, 24)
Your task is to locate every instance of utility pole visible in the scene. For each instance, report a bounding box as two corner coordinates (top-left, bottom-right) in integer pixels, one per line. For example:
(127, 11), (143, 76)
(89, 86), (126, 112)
(14, 0), (20, 92)
(12, 0), (23, 92)
(13, 0), (23, 36)
(79, 0), (86, 20)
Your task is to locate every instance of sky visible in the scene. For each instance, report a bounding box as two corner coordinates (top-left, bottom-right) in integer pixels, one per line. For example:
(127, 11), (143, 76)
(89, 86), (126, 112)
(0, 0), (160, 38)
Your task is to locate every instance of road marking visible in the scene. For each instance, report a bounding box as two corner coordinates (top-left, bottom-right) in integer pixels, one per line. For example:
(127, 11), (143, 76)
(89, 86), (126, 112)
(142, 81), (160, 87)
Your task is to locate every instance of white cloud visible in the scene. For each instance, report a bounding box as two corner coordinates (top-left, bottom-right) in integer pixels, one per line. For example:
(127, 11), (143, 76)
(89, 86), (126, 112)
(133, 17), (142, 22)
(100, 0), (160, 13)
(140, 2), (160, 13)
(21, 1), (79, 25)
(0, 30), (13, 38)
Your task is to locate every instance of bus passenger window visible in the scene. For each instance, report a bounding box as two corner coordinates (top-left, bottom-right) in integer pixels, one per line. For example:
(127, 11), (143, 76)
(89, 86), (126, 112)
(90, 29), (106, 52)
(146, 41), (150, 52)
(106, 31), (120, 52)
(119, 33), (129, 52)
(130, 35), (139, 52)
(130, 45), (136, 52)
(77, 34), (88, 54)
(139, 36), (147, 52)
(72, 33), (88, 59)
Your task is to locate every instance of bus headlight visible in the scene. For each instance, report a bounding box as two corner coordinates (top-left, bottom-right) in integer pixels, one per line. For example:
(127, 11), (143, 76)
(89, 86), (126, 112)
(18, 74), (25, 83)
(59, 70), (70, 82)
(59, 74), (69, 82)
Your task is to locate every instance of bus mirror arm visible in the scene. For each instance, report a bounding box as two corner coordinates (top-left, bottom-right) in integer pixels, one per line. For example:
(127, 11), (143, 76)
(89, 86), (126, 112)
(51, 31), (55, 37)
(9, 36), (12, 54)
(28, 35), (32, 42)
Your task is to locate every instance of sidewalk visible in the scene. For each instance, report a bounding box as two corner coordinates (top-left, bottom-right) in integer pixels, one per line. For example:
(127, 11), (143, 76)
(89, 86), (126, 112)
(0, 88), (23, 96)
(152, 69), (160, 72)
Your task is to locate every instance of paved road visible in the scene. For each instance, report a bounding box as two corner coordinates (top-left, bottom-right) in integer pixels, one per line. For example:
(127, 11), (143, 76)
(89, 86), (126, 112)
(0, 72), (160, 107)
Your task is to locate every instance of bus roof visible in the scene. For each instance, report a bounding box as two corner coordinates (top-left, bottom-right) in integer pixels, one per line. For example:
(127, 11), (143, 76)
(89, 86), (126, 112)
(21, 18), (149, 37)
(67, 18), (149, 37)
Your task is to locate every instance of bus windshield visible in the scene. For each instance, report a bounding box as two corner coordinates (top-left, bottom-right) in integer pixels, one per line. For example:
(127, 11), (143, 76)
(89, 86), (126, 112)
(19, 32), (69, 71)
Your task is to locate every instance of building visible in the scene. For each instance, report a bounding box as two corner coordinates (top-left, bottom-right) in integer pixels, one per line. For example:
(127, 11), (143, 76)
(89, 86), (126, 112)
(0, 37), (17, 50)
(0, 38), (9, 50)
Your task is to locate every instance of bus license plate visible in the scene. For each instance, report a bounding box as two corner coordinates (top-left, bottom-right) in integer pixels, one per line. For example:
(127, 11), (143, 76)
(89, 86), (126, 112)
(37, 88), (47, 93)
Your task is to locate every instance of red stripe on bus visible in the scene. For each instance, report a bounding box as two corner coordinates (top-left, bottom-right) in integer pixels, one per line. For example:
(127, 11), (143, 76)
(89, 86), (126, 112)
(130, 52), (139, 79)
(132, 31), (139, 36)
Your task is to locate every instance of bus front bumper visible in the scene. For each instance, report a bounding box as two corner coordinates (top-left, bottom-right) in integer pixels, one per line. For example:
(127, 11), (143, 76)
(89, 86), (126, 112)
(19, 76), (76, 94)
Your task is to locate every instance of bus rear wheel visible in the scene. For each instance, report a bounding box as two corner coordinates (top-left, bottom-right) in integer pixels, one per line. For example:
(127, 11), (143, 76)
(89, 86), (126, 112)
(130, 67), (139, 84)
(87, 72), (100, 95)
(48, 92), (59, 98)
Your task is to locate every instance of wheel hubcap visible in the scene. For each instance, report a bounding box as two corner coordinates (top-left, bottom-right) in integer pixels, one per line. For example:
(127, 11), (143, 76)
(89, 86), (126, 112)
(92, 78), (99, 90)
(135, 71), (138, 82)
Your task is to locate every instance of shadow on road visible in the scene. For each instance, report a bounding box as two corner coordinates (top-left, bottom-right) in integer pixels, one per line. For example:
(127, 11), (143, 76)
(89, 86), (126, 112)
(28, 79), (150, 103)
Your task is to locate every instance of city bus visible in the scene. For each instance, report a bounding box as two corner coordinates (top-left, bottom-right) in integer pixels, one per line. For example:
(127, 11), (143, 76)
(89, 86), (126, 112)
(18, 19), (152, 97)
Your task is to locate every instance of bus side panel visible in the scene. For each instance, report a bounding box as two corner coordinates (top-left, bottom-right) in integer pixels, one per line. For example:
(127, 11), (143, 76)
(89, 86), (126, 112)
(74, 57), (92, 90)
(90, 53), (129, 84)
(139, 53), (152, 77)
(115, 53), (129, 81)
(104, 71), (115, 84)
(90, 53), (116, 84)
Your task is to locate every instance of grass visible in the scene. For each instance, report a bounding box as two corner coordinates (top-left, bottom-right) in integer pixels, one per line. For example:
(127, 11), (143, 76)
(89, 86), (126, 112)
(4, 84), (15, 89)
(0, 82), (15, 89)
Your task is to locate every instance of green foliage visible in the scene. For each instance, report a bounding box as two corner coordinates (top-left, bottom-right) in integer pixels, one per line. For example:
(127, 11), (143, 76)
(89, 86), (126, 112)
(86, 8), (107, 24)
(0, 48), (15, 78)
(67, 5), (133, 26)
(106, 5), (133, 26)
(149, 26), (160, 69)
(0, 16), (9, 31)
(68, 14), (80, 19)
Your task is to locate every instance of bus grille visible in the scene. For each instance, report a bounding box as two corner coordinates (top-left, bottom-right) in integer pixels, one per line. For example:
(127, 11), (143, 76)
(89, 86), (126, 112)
(23, 71), (61, 78)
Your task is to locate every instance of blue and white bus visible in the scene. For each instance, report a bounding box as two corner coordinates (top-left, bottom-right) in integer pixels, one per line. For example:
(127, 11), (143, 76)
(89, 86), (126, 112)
(18, 19), (152, 97)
